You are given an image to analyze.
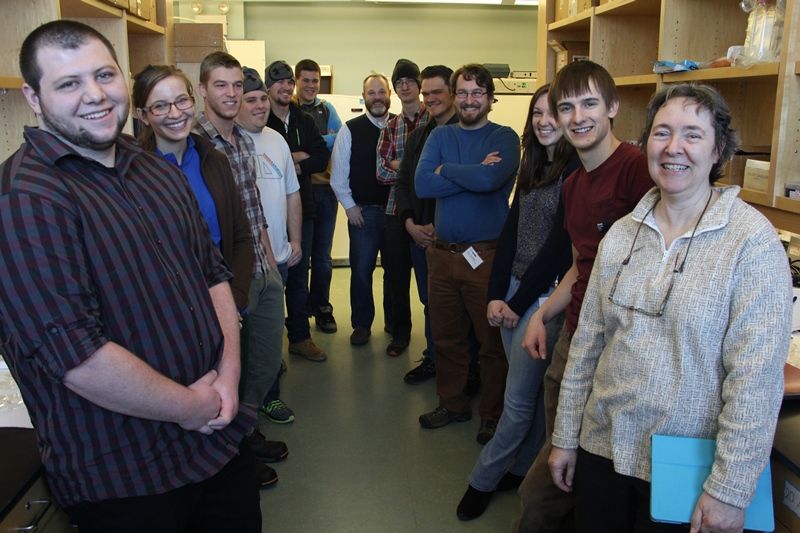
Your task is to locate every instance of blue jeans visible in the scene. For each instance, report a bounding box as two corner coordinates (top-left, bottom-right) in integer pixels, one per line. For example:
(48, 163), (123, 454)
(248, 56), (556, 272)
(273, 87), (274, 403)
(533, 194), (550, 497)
(240, 269), (285, 408)
(348, 205), (386, 330)
(284, 219), (313, 343)
(308, 184), (338, 316)
(409, 242), (434, 359)
(468, 278), (563, 491)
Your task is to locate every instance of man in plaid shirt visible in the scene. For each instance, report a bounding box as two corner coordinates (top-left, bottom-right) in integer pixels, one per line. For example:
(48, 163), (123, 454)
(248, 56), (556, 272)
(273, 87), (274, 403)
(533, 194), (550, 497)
(376, 59), (429, 358)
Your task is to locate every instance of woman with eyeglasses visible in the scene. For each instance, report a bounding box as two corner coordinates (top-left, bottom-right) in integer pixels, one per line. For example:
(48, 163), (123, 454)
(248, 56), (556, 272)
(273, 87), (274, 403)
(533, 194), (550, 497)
(132, 65), (253, 315)
(456, 84), (578, 521)
(548, 84), (791, 532)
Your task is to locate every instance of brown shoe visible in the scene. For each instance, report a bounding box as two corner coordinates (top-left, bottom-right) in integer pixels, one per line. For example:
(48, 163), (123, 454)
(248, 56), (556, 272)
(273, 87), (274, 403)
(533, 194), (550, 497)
(289, 338), (327, 362)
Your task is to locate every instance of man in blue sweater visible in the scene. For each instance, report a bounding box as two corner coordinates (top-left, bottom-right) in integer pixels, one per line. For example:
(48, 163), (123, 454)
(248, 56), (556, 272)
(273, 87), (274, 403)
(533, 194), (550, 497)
(415, 64), (519, 445)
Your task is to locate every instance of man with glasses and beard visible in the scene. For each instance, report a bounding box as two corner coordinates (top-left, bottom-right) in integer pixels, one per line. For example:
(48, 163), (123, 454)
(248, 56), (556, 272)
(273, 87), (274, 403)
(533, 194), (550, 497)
(415, 64), (518, 446)
(330, 73), (394, 347)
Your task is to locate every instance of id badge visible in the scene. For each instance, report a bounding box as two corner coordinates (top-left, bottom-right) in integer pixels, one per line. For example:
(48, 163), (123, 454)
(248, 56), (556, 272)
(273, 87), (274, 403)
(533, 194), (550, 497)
(462, 246), (484, 270)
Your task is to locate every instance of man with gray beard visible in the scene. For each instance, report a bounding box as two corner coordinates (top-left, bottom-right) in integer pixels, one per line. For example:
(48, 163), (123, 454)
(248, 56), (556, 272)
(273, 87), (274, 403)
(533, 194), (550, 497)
(330, 73), (394, 346)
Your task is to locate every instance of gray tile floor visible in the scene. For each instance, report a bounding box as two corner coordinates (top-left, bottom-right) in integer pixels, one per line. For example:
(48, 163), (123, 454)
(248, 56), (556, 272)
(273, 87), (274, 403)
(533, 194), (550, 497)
(258, 268), (519, 532)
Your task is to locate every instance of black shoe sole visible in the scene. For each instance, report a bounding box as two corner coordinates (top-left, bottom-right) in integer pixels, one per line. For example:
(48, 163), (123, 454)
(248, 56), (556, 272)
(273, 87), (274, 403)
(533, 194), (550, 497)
(419, 411), (471, 429)
(255, 450), (289, 463)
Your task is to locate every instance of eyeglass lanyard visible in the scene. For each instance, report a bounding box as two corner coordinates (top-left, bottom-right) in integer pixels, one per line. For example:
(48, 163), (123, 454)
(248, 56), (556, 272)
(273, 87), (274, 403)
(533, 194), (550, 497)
(623, 188), (713, 274)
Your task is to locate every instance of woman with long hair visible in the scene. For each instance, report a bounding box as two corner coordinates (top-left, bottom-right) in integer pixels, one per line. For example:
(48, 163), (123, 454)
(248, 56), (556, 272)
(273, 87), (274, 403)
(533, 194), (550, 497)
(457, 84), (579, 520)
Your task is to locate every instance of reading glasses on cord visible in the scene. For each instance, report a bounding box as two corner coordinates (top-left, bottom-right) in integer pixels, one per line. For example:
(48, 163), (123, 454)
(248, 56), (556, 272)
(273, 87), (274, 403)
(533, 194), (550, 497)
(143, 95), (195, 116)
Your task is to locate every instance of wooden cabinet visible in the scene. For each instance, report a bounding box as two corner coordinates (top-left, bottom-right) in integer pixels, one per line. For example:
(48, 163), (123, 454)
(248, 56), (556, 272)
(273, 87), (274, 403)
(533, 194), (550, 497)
(536, 0), (800, 232)
(0, 0), (173, 161)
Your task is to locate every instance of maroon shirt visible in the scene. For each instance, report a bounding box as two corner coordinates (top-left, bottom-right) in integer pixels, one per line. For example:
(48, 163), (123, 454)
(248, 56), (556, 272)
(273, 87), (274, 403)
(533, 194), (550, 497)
(561, 142), (653, 332)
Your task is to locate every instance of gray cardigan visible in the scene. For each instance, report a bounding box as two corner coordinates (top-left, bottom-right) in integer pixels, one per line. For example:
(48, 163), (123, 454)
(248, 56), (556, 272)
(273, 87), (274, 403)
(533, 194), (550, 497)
(553, 185), (791, 508)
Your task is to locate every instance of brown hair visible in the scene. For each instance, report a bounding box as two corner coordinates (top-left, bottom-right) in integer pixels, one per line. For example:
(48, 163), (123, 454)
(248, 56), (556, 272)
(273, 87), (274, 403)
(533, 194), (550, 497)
(639, 83), (739, 183)
(132, 65), (194, 152)
(199, 51), (241, 85)
(548, 60), (618, 118)
(450, 63), (495, 99)
(518, 84), (577, 193)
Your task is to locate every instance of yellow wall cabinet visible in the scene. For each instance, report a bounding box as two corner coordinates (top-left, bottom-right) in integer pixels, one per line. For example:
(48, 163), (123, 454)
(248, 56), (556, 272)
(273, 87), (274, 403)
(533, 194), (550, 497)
(536, 0), (800, 233)
(0, 0), (173, 161)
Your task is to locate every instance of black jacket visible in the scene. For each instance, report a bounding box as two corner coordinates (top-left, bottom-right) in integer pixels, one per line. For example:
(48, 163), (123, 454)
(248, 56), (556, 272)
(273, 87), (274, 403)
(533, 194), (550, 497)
(266, 102), (329, 219)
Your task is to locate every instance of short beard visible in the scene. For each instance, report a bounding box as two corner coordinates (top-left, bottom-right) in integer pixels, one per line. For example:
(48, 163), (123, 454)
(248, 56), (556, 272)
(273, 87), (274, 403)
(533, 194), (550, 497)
(39, 102), (126, 151)
(366, 98), (389, 118)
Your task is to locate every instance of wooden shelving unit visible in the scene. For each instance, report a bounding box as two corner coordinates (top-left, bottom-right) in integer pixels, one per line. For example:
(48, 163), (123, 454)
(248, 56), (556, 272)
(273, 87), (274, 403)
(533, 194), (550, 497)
(0, 0), (172, 161)
(537, 0), (800, 233)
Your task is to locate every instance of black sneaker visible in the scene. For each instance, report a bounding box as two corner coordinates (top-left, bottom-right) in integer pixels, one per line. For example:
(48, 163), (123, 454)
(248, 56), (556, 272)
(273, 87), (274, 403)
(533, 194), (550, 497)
(419, 406), (471, 429)
(315, 306), (337, 333)
(404, 358), (436, 384)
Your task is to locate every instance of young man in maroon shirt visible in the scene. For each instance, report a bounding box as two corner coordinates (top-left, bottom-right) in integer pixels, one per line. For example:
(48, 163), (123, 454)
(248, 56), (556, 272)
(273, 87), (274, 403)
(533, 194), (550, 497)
(513, 60), (653, 533)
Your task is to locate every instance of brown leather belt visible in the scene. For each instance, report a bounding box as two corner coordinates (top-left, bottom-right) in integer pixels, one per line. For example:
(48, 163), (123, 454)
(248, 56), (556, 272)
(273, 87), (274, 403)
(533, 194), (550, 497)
(432, 239), (497, 254)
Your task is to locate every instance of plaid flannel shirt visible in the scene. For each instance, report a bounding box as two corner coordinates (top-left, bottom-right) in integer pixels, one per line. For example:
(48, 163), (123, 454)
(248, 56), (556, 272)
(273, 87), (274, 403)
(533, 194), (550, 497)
(376, 105), (428, 215)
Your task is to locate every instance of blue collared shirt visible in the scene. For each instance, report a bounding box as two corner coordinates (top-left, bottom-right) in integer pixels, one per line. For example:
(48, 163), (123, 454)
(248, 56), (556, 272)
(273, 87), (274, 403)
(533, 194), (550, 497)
(158, 135), (222, 248)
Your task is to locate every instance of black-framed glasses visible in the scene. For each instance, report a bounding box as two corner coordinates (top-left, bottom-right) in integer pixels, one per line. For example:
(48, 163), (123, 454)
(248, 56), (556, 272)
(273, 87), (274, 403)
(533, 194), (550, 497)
(455, 90), (488, 100)
(142, 95), (195, 116)
(607, 191), (712, 317)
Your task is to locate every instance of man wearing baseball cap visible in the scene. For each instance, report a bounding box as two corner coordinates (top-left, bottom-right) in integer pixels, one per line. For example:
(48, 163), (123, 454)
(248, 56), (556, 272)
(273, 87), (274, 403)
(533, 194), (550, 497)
(263, 60), (329, 368)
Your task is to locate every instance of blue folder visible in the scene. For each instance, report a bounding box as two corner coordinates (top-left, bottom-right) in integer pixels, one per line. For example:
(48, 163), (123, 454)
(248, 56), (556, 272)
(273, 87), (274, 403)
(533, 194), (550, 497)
(650, 434), (774, 531)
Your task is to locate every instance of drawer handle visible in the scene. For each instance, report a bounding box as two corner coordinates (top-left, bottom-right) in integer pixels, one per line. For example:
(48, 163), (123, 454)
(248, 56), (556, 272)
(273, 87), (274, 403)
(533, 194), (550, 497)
(11, 499), (51, 532)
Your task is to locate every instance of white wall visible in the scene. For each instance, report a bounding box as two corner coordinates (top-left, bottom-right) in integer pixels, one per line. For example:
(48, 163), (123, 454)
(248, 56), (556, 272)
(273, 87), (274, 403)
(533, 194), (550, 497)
(242, 3), (538, 95)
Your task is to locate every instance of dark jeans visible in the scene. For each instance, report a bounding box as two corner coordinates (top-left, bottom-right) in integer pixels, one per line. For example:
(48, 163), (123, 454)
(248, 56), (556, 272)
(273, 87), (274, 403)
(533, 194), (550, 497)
(348, 205), (389, 330)
(409, 242), (434, 358)
(285, 218), (313, 343)
(308, 184), (338, 316)
(382, 214), (412, 341)
(66, 440), (261, 533)
(427, 244), (507, 420)
(574, 448), (687, 532)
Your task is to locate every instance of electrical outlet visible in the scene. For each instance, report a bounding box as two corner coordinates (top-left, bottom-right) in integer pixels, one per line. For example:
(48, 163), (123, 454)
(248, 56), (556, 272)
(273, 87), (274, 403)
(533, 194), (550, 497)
(511, 70), (536, 79)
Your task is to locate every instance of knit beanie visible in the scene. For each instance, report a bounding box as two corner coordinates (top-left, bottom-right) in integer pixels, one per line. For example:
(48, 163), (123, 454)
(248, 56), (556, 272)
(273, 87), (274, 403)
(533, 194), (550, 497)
(242, 67), (266, 94)
(391, 59), (420, 87)
(265, 60), (294, 88)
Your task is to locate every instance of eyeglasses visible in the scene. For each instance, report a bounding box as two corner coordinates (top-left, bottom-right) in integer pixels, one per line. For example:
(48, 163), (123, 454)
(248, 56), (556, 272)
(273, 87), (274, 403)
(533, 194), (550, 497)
(455, 90), (488, 100)
(142, 95), (195, 116)
(607, 191), (712, 317)
(395, 78), (416, 87)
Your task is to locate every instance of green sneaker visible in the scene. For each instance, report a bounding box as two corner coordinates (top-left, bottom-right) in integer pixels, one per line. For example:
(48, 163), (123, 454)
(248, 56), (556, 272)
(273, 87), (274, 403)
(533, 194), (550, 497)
(261, 399), (295, 424)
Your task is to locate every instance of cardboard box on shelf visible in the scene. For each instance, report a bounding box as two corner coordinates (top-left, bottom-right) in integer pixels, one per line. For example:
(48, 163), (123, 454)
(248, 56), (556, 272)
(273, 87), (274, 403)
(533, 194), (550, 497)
(720, 147), (770, 188)
(174, 46), (223, 63)
(549, 40), (590, 72)
(173, 23), (224, 47)
(742, 158), (771, 193)
(555, 0), (597, 20)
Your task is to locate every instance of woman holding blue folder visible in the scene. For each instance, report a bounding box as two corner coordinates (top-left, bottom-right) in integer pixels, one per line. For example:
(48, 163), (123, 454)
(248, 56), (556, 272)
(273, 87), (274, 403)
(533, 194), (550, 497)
(547, 84), (791, 532)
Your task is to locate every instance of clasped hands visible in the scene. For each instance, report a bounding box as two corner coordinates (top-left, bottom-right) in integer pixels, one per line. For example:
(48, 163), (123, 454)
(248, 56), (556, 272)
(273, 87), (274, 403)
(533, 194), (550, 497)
(487, 300), (520, 329)
(181, 368), (238, 436)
